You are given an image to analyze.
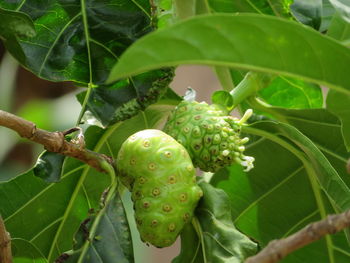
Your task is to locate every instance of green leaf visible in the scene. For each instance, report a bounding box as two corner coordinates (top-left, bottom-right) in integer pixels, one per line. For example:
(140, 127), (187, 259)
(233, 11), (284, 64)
(245, 106), (350, 200)
(77, 69), (174, 127)
(246, 105), (350, 207)
(0, 7), (35, 61)
(197, 182), (258, 262)
(244, 120), (350, 212)
(0, 0), (174, 127)
(108, 14), (350, 96)
(174, 182), (257, 263)
(33, 151), (65, 183)
(212, 114), (350, 261)
(0, 94), (180, 262)
(0, 160), (110, 262)
(212, 154), (349, 262)
(290, 0), (322, 30)
(0, 0), (152, 85)
(172, 223), (203, 263)
(329, 0), (350, 23)
(259, 76), (323, 109)
(61, 186), (134, 263)
(328, 13), (350, 42)
(327, 90), (350, 151)
(289, 0), (335, 32)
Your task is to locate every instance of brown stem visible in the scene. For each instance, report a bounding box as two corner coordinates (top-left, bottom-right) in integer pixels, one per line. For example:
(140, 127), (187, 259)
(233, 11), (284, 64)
(0, 110), (114, 173)
(245, 210), (350, 263)
(0, 216), (12, 263)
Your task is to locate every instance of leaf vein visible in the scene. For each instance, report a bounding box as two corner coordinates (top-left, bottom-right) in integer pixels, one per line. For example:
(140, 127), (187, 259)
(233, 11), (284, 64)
(234, 165), (304, 223)
(38, 13), (82, 76)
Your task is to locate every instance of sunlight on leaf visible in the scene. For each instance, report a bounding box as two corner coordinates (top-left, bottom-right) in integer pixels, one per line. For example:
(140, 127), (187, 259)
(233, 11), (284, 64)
(108, 14), (350, 96)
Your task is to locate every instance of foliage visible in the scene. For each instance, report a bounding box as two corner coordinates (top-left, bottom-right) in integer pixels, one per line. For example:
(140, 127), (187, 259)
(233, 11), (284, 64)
(0, 0), (350, 263)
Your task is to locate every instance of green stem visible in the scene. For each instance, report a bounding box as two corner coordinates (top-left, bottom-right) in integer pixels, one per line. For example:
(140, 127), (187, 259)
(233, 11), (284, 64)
(214, 66), (235, 92)
(196, 0), (211, 14)
(230, 72), (272, 108)
(76, 83), (93, 125)
(173, 0), (196, 20)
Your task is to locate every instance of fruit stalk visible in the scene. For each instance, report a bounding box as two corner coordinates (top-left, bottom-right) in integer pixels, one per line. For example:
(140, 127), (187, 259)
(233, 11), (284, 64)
(230, 72), (273, 108)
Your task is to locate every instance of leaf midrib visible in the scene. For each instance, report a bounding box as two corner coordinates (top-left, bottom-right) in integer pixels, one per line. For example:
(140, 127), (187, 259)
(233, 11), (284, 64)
(80, 0), (92, 84)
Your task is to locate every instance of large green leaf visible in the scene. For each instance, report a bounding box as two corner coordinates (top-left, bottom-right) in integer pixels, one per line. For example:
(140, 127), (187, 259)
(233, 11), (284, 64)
(212, 152), (349, 262)
(0, 0), (152, 84)
(0, 94), (180, 262)
(108, 14), (350, 96)
(173, 182), (257, 263)
(246, 106), (350, 195)
(0, 0), (174, 126)
(212, 112), (350, 262)
(259, 76), (323, 109)
(244, 120), (350, 212)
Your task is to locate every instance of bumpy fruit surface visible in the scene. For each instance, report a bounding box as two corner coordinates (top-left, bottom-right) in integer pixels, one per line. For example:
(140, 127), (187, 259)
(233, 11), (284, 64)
(163, 100), (254, 173)
(116, 129), (203, 248)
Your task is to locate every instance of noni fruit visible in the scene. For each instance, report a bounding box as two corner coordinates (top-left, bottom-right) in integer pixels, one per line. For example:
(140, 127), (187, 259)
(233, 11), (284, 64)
(163, 100), (254, 173)
(116, 129), (203, 248)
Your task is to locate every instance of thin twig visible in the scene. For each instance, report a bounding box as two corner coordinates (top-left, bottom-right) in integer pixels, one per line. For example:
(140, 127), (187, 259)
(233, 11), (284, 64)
(0, 110), (114, 173)
(0, 216), (12, 263)
(245, 210), (350, 263)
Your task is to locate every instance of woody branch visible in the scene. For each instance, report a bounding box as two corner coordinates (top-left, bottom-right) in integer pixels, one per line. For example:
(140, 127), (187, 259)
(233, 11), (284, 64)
(0, 110), (113, 173)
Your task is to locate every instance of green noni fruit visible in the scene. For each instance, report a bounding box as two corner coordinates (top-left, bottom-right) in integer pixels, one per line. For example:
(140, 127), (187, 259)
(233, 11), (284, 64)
(163, 100), (254, 173)
(116, 129), (203, 248)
